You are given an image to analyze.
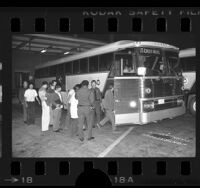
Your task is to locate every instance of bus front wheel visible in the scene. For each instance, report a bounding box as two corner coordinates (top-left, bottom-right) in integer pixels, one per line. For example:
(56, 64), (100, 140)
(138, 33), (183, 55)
(189, 96), (196, 116)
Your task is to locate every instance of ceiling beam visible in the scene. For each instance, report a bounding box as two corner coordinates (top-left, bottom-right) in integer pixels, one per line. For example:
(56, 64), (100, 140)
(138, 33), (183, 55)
(15, 37), (34, 50)
(25, 34), (107, 46)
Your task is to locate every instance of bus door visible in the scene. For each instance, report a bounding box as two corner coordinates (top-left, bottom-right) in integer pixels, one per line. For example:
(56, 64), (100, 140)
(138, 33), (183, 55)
(113, 53), (140, 125)
(114, 77), (140, 125)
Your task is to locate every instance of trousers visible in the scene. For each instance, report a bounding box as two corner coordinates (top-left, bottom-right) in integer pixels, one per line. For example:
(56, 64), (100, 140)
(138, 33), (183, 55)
(41, 101), (50, 131)
(91, 101), (101, 125)
(27, 102), (35, 125)
(77, 106), (93, 139)
(49, 106), (53, 125)
(99, 109), (115, 130)
(22, 102), (27, 122)
(52, 108), (62, 131)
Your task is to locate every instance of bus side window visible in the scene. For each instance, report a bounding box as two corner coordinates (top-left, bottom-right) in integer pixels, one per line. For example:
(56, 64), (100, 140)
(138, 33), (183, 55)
(89, 56), (99, 72)
(80, 58), (88, 73)
(65, 62), (72, 75)
(73, 60), (80, 74)
(57, 64), (64, 76)
(35, 69), (39, 78)
(49, 65), (57, 77)
(99, 53), (113, 71)
(180, 57), (196, 72)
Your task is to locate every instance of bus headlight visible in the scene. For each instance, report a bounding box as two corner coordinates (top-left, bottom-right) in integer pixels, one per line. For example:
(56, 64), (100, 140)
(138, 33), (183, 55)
(129, 101), (137, 108)
(143, 101), (155, 110)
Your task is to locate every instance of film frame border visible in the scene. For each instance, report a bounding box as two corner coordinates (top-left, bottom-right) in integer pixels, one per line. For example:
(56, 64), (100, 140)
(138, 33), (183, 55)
(0, 7), (199, 186)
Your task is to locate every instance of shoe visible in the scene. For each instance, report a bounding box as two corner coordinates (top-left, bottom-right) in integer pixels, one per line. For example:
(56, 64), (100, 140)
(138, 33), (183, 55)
(79, 137), (84, 142)
(24, 121), (27, 124)
(83, 128), (86, 131)
(88, 137), (95, 140)
(54, 129), (61, 133)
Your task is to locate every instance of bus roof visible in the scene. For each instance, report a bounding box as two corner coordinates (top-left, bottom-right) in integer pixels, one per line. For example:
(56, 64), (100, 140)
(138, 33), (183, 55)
(36, 40), (179, 69)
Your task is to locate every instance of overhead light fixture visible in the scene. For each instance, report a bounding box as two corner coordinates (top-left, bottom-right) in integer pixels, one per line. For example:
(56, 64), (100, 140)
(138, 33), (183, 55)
(41, 49), (47, 53)
(64, 51), (70, 55)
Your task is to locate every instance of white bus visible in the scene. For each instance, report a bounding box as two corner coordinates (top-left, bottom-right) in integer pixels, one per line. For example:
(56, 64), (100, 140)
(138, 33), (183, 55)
(35, 40), (185, 125)
(179, 48), (196, 116)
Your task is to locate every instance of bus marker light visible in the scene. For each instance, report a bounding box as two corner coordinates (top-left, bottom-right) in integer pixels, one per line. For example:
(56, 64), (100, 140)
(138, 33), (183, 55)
(183, 77), (188, 84)
(158, 99), (165, 104)
(145, 88), (151, 94)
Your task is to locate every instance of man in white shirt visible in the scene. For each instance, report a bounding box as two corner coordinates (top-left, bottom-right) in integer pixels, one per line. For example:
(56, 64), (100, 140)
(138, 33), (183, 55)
(24, 83), (40, 125)
(68, 84), (81, 137)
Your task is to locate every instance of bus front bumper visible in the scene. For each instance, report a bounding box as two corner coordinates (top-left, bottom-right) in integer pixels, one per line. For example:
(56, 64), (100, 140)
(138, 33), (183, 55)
(140, 105), (186, 124)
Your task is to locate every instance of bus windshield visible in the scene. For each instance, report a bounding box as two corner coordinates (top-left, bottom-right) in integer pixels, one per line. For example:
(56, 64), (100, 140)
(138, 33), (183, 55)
(138, 47), (166, 76)
(165, 51), (180, 75)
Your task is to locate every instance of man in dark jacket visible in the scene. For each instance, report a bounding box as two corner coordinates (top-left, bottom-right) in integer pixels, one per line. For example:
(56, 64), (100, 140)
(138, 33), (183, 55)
(46, 82), (55, 126)
(51, 84), (63, 132)
(99, 83), (116, 131)
(90, 80), (102, 129)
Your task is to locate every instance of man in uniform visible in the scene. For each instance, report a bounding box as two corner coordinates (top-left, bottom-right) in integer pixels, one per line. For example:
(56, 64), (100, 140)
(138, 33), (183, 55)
(76, 80), (94, 141)
(90, 80), (102, 128)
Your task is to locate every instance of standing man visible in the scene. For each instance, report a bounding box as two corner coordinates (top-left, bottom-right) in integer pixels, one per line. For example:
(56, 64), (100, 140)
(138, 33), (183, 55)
(18, 81), (28, 124)
(51, 84), (63, 132)
(46, 82), (55, 126)
(76, 80), (94, 141)
(38, 81), (50, 133)
(52, 80), (57, 88)
(90, 80), (102, 128)
(24, 83), (40, 125)
(99, 83), (116, 131)
(68, 84), (81, 137)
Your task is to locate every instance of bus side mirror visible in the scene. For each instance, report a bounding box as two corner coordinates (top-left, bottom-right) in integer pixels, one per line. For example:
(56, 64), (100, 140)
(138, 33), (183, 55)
(137, 67), (146, 76)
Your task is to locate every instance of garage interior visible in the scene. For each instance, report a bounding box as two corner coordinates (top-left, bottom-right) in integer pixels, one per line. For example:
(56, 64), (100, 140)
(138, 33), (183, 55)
(12, 34), (196, 157)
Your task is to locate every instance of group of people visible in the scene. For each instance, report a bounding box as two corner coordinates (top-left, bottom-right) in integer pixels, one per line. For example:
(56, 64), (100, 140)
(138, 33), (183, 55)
(18, 79), (116, 142)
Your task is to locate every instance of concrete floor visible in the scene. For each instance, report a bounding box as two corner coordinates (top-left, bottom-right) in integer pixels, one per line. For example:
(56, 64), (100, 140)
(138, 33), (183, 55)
(12, 103), (195, 158)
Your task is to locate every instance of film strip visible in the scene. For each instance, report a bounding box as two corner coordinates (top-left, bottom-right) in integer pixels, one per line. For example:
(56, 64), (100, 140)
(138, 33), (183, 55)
(0, 7), (199, 186)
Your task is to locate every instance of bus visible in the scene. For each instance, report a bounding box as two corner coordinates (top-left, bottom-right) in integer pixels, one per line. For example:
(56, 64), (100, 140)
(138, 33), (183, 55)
(179, 48), (196, 116)
(34, 40), (185, 125)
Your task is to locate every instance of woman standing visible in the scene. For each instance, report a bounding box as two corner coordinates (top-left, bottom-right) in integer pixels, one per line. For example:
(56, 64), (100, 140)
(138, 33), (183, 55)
(38, 81), (50, 132)
(24, 83), (40, 125)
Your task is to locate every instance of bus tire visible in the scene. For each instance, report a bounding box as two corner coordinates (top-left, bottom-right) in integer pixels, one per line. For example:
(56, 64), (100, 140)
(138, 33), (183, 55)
(189, 96), (196, 116)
